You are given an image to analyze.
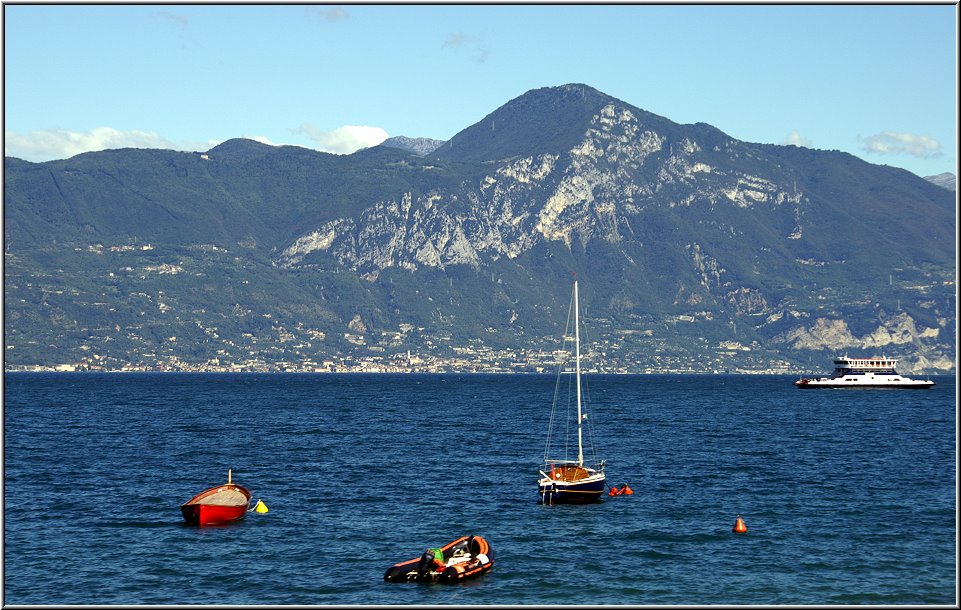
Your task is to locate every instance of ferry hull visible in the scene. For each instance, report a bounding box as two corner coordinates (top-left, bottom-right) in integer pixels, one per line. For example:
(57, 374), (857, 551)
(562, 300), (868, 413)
(795, 381), (934, 389)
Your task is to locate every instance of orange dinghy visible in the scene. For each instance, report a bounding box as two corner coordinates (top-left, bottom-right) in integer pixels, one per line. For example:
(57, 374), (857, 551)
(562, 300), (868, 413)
(180, 469), (252, 526)
(384, 535), (494, 583)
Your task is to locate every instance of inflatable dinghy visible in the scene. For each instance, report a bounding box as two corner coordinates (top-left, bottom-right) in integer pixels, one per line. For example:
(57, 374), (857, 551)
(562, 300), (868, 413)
(384, 535), (493, 583)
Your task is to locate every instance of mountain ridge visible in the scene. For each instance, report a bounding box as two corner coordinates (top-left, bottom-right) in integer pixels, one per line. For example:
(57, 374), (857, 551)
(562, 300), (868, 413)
(380, 136), (445, 156)
(4, 84), (955, 373)
(924, 172), (957, 191)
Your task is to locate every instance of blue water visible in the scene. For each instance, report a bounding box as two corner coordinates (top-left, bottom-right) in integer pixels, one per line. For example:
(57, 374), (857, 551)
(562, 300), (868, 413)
(3, 373), (956, 605)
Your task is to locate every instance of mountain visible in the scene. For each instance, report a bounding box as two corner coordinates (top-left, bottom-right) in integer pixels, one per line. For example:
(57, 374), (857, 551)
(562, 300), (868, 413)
(380, 136), (445, 156)
(4, 84), (956, 373)
(925, 172), (956, 191)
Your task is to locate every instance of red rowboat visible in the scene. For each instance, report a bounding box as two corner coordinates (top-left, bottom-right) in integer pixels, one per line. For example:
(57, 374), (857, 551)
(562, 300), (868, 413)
(180, 469), (252, 526)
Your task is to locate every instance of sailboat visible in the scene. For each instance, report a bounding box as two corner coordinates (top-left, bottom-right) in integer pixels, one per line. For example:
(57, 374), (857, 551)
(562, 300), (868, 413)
(538, 280), (607, 504)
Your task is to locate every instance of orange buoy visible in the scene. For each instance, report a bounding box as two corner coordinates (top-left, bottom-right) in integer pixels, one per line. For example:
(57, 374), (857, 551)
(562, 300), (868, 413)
(608, 486), (621, 496)
(620, 484), (633, 495)
(733, 515), (747, 534)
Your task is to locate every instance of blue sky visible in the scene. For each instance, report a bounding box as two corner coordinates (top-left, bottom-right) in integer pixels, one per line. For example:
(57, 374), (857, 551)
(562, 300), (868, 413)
(3, 4), (957, 178)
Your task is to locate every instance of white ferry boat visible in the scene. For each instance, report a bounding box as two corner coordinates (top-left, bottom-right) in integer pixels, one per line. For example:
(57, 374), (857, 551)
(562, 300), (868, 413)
(795, 355), (934, 389)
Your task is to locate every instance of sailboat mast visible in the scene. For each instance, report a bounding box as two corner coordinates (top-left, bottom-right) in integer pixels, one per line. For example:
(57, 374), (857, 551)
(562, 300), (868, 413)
(574, 280), (584, 467)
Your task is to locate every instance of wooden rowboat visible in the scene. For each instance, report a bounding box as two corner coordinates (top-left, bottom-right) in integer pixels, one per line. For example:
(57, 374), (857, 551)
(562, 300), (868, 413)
(180, 469), (251, 526)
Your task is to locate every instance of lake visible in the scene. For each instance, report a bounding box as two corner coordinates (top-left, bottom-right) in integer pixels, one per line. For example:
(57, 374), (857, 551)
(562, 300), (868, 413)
(3, 372), (955, 604)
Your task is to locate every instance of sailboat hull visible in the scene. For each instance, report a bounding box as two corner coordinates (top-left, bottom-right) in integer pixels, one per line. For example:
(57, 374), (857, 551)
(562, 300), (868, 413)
(538, 468), (606, 505)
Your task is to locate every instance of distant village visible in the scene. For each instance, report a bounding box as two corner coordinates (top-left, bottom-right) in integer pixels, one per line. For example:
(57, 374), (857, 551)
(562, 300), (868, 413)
(6, 230), (952, 376)
(7, 353), (797, 375)
(6, 316), (799, 375)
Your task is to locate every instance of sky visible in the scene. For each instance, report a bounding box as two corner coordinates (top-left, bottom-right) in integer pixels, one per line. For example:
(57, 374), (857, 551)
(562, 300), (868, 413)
(3, 3), (957, 178)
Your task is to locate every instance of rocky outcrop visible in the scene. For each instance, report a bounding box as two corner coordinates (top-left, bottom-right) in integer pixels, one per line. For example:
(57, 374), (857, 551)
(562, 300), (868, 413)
(777, 312), (942, 351)
(774, 318), (860, 350)
(278, 102), (807, 276)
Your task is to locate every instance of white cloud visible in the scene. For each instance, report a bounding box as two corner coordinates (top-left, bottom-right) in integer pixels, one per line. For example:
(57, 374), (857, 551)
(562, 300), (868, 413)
(292, 124), (388, 154)
(443, 32), (469, 49)
(305, 6), (350, 22)
(247, 135), (281, 146)
(154, 11), (188, 26)
(3, 127), (179, 162)
(2, 125), (390, 162)
(781, 130), (812, 148)
(442, 31), (490, 63)
(860, 131), (942, 159)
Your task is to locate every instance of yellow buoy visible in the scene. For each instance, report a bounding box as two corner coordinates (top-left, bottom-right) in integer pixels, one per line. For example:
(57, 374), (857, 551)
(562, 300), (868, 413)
(254, 499), (269, 513)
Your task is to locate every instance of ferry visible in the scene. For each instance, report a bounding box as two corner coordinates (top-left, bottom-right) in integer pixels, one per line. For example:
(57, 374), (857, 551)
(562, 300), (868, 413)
(795, 355), (934, 389)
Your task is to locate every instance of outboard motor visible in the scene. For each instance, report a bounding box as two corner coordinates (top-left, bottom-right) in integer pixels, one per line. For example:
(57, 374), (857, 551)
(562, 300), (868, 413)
(417, 549), (435, 574)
